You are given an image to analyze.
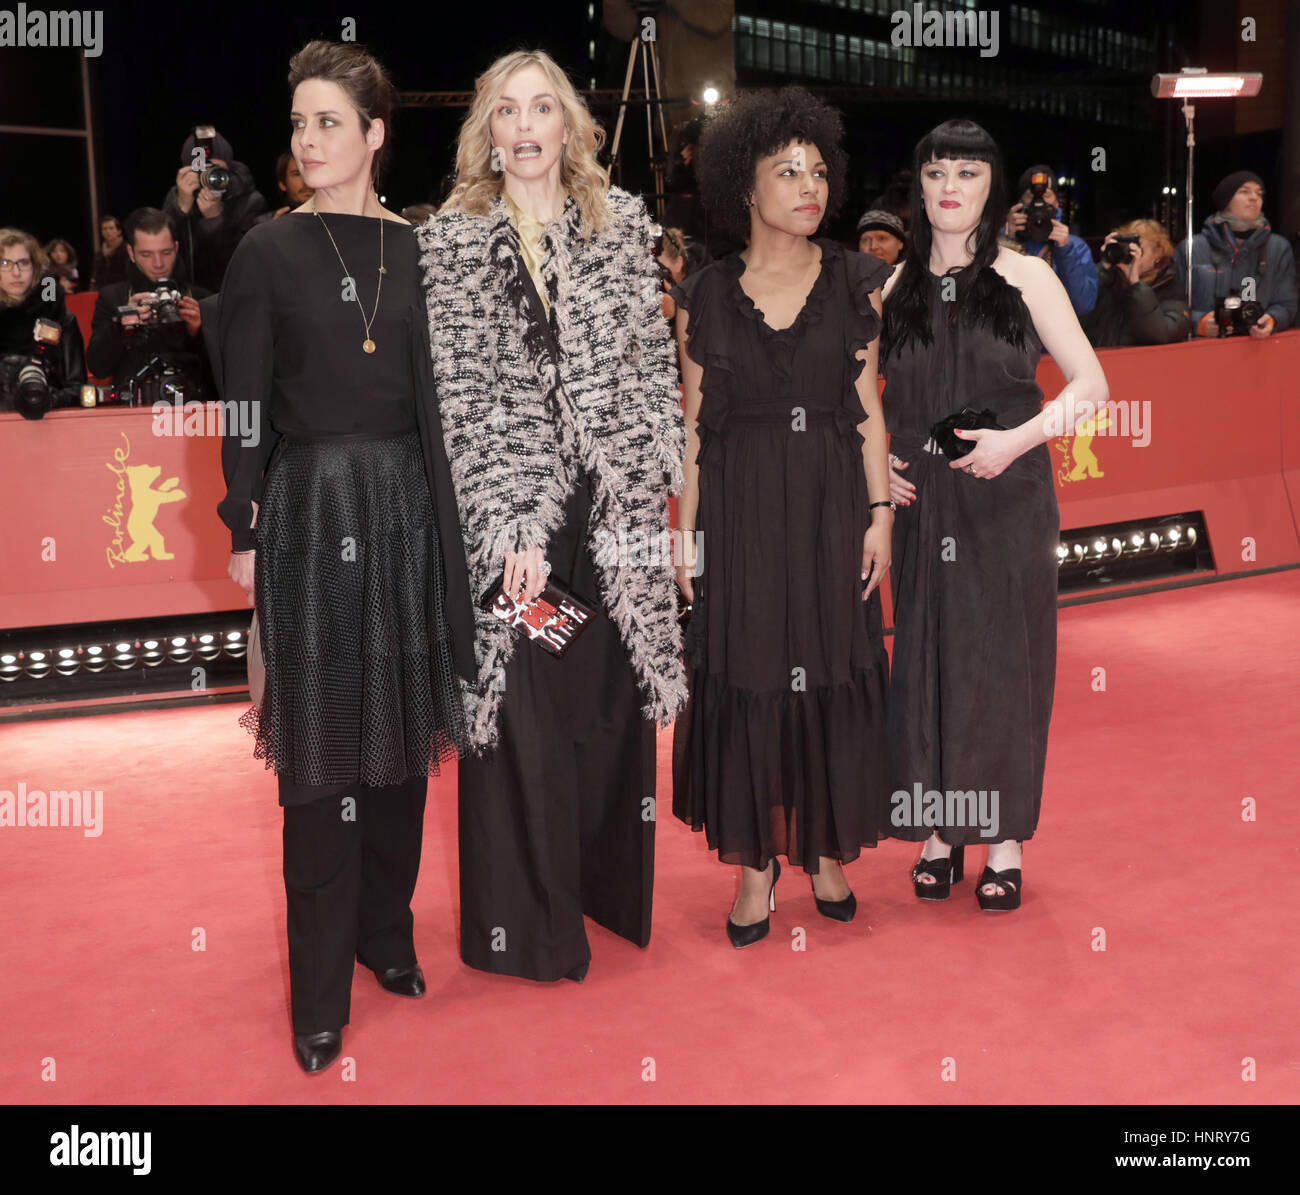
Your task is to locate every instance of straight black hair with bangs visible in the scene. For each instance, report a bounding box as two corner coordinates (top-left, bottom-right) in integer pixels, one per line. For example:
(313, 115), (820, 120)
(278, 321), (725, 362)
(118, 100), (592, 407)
(882, 119), (1025, 362)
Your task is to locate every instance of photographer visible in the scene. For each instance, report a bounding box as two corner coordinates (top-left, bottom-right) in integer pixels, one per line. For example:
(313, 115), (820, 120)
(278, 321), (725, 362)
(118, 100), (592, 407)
(258, 149), (314, 221)
(1004, 162), (1097, 317)
(86, 207), (211, 402)
(1082, 219), (1191, 347)
(0, 228), (87, 417)
(1175, 171), (1297, 339)
(163, 127), (269, 291)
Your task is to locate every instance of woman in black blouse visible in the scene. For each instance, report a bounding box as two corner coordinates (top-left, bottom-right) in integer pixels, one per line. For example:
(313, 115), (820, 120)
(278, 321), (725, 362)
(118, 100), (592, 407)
(215, 40), (473, 1074)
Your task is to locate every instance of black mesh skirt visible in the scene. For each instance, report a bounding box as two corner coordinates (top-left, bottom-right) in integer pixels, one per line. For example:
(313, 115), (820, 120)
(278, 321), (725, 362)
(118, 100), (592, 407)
(240, 429), (468, 786)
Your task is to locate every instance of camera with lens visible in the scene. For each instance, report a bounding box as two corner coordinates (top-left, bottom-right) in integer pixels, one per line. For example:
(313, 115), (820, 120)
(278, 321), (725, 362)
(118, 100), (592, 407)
(1213, 289), (1264, 337)
(193, 124), (230, 196)
(1018, 170), (1056, 242)
(1102, 233), (1141, 267)
(114, 280), (185, 335)
(12, 317), (64, 420)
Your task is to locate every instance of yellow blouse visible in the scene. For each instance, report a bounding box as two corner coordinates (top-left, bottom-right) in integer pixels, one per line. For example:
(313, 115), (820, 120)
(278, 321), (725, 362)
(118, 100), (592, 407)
(503, 191), (549, 316)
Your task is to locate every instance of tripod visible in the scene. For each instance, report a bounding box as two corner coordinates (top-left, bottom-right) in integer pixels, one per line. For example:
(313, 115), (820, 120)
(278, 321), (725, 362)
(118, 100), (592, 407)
(610, 0), (670, 219)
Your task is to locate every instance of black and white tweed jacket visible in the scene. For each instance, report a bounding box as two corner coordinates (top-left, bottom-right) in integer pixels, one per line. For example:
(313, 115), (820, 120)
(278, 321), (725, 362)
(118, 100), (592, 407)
(416, 186), (687, 751)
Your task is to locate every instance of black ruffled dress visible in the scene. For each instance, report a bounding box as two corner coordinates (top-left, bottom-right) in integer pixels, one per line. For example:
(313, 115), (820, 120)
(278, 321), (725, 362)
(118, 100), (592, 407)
(670, 239), (893, 873)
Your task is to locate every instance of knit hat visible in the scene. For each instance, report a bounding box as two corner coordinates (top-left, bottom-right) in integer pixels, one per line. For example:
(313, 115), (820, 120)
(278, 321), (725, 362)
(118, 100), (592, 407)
(180, 128), (234, 166)
(856, 209), (905, 239)
(1016, 164), (1055, 196)
(1211, 170), (1263, 212)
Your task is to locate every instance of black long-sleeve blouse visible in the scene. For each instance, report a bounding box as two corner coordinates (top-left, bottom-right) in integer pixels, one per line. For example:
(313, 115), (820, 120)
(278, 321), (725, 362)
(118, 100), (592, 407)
(211, 210), (476, 681)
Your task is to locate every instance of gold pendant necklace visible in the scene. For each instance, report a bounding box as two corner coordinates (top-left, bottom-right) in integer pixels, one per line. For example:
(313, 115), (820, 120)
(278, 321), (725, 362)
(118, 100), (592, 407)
(314, 207), (385, 353)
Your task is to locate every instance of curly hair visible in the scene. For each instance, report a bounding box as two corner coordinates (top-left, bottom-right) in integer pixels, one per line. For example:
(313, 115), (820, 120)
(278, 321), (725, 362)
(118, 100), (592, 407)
(441, 49), (610, 237)
(695, 86), (848, 243)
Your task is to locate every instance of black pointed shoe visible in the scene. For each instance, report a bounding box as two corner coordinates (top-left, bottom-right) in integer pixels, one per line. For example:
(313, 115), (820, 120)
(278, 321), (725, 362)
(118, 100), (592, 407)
(810, 875), (857, 922)
(375, 965), (426, 997)
(726, 859), (780, 948)
(564, 961), (590, 983)
(293, 1030), (342, 1074)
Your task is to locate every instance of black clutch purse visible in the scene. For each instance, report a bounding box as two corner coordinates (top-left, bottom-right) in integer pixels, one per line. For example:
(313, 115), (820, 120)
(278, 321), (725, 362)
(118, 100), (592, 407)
(478, 574), (596, 658)
(929, 406), (1004, 459)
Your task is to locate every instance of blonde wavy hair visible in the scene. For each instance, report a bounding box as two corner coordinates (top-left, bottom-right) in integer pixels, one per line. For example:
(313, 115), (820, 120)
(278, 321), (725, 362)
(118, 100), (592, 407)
(1116, 218), (1175, 287)
(441, 49), (610, 237)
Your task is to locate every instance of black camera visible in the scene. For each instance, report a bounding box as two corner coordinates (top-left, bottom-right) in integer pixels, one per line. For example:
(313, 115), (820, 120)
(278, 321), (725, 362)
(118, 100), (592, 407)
(114, 280), (185, 334)
(1213, 289), (1264, 337)
(13, 317), (63, 420)
(193, 124), (230, 196)
(1102, 233), (1141, 267)
(1018, 170), (1056, 242)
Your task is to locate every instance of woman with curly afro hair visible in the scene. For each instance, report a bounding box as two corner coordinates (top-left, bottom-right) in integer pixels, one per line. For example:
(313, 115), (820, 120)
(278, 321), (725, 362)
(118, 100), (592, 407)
(670, 87), (896, 947)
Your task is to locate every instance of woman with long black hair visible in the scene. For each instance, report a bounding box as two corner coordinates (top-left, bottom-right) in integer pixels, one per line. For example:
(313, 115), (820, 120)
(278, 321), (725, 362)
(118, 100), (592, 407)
(881, 119), (1107, 909)
(216, 40), (474, 1073)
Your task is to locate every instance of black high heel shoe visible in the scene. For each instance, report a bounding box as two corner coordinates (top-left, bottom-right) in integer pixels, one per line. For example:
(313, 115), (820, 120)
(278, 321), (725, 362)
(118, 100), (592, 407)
(975, 866), (1022, 911)
(810, 871), (856, 922)
(911, 844), (965, 901)
(726, 859), (780, 948)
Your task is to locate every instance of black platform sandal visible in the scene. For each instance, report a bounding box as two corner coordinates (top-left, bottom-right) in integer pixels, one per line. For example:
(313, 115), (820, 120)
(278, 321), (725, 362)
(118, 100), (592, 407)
(911, 844), (965, 901)
(975, 866), (1022, 912)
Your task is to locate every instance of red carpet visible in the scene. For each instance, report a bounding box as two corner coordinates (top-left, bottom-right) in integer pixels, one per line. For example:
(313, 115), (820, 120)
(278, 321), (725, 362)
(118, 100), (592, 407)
(2, 570), (1298, 1104)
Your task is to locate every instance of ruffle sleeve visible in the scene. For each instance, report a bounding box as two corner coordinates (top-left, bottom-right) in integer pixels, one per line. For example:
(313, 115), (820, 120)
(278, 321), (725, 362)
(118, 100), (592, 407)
(671, 262), (736, 432)
(670, 264), (729, 373)
(843, 246), (892, 383)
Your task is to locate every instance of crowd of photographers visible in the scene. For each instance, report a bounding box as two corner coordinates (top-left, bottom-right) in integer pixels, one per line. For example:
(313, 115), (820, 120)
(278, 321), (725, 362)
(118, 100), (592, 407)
(2, 122), (1297, 421)
(0, 126), (311, 419)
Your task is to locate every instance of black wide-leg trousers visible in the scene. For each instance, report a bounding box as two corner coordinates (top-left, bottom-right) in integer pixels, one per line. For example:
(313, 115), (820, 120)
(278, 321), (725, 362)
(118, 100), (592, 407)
(279, 774), (428, 1034)
(456, 471), (657, 982)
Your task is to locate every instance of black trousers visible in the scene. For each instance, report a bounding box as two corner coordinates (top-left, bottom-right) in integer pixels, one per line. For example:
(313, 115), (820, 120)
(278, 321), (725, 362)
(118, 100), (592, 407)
(279, 774), (427, 1034)
(457, 472), (657, 982)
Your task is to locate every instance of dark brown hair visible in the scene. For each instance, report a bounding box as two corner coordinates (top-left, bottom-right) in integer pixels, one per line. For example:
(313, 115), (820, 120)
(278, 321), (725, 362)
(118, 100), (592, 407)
(287, 39), (396, 183)
(124, 207), (173, 247)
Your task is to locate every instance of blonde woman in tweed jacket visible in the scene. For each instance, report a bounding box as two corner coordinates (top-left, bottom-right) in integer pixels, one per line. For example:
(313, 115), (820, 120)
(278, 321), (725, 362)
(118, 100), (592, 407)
(417, 50), (686, 983)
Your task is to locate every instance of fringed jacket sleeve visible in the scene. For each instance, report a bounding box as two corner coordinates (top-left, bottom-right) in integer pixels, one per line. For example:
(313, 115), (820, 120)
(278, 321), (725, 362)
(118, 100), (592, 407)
(631, 199), (687, 496)
(418, 217), (548, 572)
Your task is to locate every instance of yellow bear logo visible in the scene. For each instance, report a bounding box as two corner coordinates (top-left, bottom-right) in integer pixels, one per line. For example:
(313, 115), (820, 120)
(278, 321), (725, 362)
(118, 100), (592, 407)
(122, 464), (186, 561)
(1056, 407), (1111, 484)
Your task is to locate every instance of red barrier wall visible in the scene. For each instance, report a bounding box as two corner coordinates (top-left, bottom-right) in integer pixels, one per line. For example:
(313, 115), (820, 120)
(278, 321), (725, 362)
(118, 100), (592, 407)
(3, 331), (1298, 631)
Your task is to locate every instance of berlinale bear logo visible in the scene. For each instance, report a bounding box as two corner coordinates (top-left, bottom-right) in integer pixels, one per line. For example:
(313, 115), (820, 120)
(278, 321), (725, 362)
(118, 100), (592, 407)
(102, 433), (188, 567)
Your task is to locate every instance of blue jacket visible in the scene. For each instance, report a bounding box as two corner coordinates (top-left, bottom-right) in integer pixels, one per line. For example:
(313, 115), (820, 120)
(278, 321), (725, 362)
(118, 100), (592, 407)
(1174, 214), (1297, 331)
(1019, 212), (1098, 316)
